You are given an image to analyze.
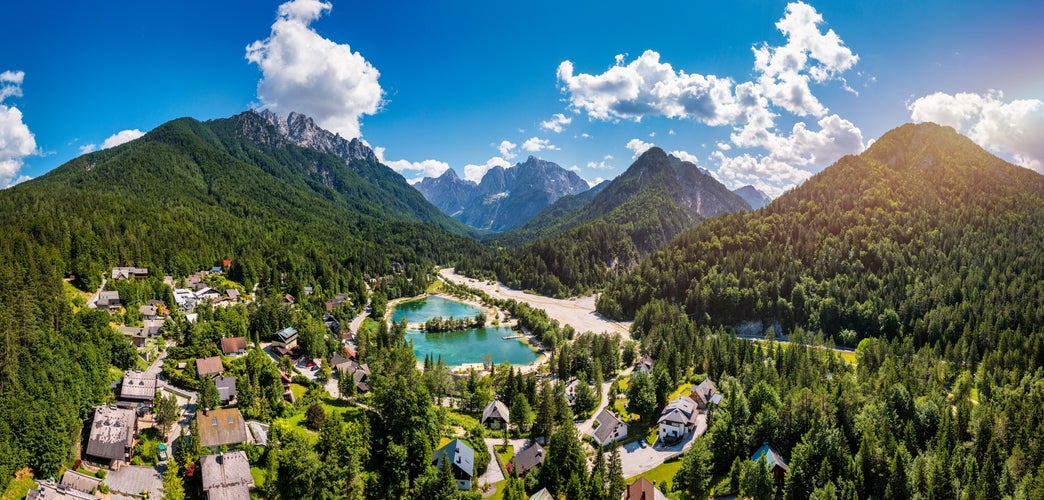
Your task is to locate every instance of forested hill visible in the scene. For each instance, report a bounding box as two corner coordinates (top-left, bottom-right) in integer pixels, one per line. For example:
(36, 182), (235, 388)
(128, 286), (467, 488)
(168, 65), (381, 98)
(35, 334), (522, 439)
(598, 122), (1044, 363)
(5, 111), (486, 293)
(458, 147), (751, 297)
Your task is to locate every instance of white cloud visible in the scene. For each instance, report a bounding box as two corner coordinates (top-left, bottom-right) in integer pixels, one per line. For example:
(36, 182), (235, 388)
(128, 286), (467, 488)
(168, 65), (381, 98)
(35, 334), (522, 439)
(752, 1), (858, 116)
(522, 137), (558, 152)
(716, 142), (732, 151)
(625, 138), (655, 158)
(557, 50), (747, 125)
(579, 132), (591, 139)
(908, 90), (1044, 171)
(713, 151), (812, 197)
(497, 140), (517, 159)
(540, 113), (572, 133)
(589, 176), (606, 187)
(101, 129), (145, 149)
(79, 144), (98, 155)
(669, 150), (699, 164)
(587, 154), (614, 170)
(0, 70), (37, 188)
(246, 0), (383, 139)
(373, 146), (450, 182)
(463, 156), (511, 183)
(668, 129), (676, 136)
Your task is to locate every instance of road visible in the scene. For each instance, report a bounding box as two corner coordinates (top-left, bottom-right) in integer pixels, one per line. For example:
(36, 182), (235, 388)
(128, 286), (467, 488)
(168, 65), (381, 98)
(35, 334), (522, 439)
(439, 268), (631, 336)
(86, 277), (107, 309)
(576, 369), (628, 437)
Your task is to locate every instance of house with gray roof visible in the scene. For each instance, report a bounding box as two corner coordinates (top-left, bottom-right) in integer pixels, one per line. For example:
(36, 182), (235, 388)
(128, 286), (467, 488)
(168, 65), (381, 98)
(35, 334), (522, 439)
(117, 326), (147, 348)
(590, 408), (627, 447)
(111, 267), (148, 280)
(59, 470), (100, 495)
(25, 482), (97, 500)
(85, 406), (136, 467)
(119, 370), (157, 402)
(481, 400), (510, 430)
(273, 327), (298, 347)
(509, 442), (544, 477)
(96, 291), (121, 312)
(689, 378), (720, 410)
(658, 395), (699, 445)
(201, 451), (254, 500)
(215, 376), (237, 404)
(432, 438), (475, 490)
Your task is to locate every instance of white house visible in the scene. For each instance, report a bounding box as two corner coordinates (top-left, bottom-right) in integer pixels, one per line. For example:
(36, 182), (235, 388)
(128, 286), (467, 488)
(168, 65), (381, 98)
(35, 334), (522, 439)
(590, 408), (628, 447)
(658, 395), (699, 445)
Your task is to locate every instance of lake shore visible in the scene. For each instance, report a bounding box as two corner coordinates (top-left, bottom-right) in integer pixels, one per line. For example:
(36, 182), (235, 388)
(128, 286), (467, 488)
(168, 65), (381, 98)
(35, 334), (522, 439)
(438, 268), (632, 336)
(387, 292), (549, 374)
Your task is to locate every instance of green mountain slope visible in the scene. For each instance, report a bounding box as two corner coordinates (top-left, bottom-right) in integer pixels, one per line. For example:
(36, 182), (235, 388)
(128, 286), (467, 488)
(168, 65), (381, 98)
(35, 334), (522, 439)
(599, 122), (1044, 365)
(5, 112), (485, 293)
(461, 147), (750, 296)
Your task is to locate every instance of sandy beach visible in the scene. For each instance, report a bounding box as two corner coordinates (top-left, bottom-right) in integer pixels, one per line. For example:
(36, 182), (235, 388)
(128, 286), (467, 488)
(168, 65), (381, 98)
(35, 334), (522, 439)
(439, 268), (632, 336)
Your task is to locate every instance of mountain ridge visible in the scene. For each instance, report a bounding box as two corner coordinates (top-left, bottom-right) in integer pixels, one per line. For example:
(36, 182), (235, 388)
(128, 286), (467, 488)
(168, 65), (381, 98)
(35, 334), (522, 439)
(415, 156), (590, 232)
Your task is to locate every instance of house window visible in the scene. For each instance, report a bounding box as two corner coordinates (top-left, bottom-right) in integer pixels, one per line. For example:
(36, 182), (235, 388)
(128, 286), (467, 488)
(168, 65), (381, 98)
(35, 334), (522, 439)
(211, 418), (217, 426)
(228, 416), (234, 425)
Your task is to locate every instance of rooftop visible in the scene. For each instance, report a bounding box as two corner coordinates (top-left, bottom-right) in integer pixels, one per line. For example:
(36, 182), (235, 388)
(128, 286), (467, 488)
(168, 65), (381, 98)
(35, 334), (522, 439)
(197, 408), (248, 448)
(119, 371), (157, 401)
(85, 406), (136, 461)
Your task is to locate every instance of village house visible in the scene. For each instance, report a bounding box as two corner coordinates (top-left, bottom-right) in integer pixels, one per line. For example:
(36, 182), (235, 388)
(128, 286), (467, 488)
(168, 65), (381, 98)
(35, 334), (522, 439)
(196, 356), (225, 378)
(432, 438), (475, 491)
(326, 293), (351, 312)
(623, 477), (668, 500)
(116, 326), (147, 348)
(689, 378), (721, 410)
(111, 267), (148, 280)
(225, 288), (241, 302)
(118, 370), (157, 403)
(752, 441), (790, 488)
(273, 327), (298, 348)
(25, 482), (97, 500)
(590, 408), (628, 447)
(322, 313), (341, 334)
(173, 288), (196, 311)
(96, 291), (121, 312)
(195, 287), (222, 302)
(481, 400), (510, 430)
(201, 451), (254, 500)
(143, 318), (165, 337)
(215, 376), (237, 405)
(59, 470), (101, 495)
(634, 355), (654, 375)
(138, 304), (158, 320)
(529, 488), (554, 500)
(509, 443), (545, 477)
(84, 406), (136, 467)
(220, 337), (248, 356)
(658, 395), (699, 445)
(197, 408), (248, 449)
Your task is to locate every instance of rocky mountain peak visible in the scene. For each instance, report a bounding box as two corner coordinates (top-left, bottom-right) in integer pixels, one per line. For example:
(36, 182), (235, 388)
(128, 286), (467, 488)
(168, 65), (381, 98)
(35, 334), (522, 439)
(254, 109), (378, 164)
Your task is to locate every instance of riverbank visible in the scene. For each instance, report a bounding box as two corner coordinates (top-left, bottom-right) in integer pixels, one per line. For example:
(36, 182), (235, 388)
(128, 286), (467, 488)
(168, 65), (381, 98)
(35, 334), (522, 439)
(439, 268), (632, 336)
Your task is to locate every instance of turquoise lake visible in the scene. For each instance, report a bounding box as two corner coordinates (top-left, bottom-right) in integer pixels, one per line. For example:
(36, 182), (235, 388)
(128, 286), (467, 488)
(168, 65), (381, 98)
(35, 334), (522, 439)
(390, 296), (539, 366)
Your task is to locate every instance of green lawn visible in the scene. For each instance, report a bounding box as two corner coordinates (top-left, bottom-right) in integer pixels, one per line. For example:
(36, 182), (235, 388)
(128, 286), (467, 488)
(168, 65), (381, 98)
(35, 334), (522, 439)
(631, 457), (684, 499)
(276, 395), (366, 439)
(426, 280), (446, 294)
(494, 444), (513, 475)
(289, 383), (308, 401)
(250, 466), (266, 489)
(1, 475), (34, 500)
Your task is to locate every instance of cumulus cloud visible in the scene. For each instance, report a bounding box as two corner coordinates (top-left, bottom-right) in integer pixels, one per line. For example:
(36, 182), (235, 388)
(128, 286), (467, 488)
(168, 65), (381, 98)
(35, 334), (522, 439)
(555, 2), (862, 196)
(497, 140), (517, 159)
(540, 113), (572, 133)
(0, 70), (37, 188)
(557, 51), (747, 125)
(753, 1), (858, 116)
(589, 176), (606, 187)
(373, 146), (450, 182)
(669, 150), (699, 164)
(102, 129), (145, 149)
(625, 138), (655, 158)
(587, 154), (614, 170)
(463, 156), (511, 183)
(522, 137), (558, 152)
(79, 144), (98, 155)
(246, 0), (383, 139)
(908, 90), (1044, 171)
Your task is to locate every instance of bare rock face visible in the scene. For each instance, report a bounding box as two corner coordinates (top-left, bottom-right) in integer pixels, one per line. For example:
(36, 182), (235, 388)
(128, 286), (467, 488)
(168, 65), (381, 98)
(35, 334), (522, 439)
(257, 110), (378, 165)
(415, 156), (591, 232)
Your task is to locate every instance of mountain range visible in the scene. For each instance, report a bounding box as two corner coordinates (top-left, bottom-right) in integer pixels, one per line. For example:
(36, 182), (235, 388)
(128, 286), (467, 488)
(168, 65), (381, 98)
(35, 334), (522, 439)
(414, 156), (591, 232)
(456, 146), (753, 296)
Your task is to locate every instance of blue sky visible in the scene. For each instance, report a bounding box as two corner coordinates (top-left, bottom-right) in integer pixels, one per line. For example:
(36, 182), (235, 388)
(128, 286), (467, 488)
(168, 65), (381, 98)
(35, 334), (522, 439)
(2, 0), (1042, 195)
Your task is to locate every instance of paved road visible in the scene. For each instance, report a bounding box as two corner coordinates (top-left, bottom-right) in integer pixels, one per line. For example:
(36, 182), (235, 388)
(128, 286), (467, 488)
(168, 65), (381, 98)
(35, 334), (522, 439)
(86, 277), (107, 309)
(576, 372), (621, 437)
